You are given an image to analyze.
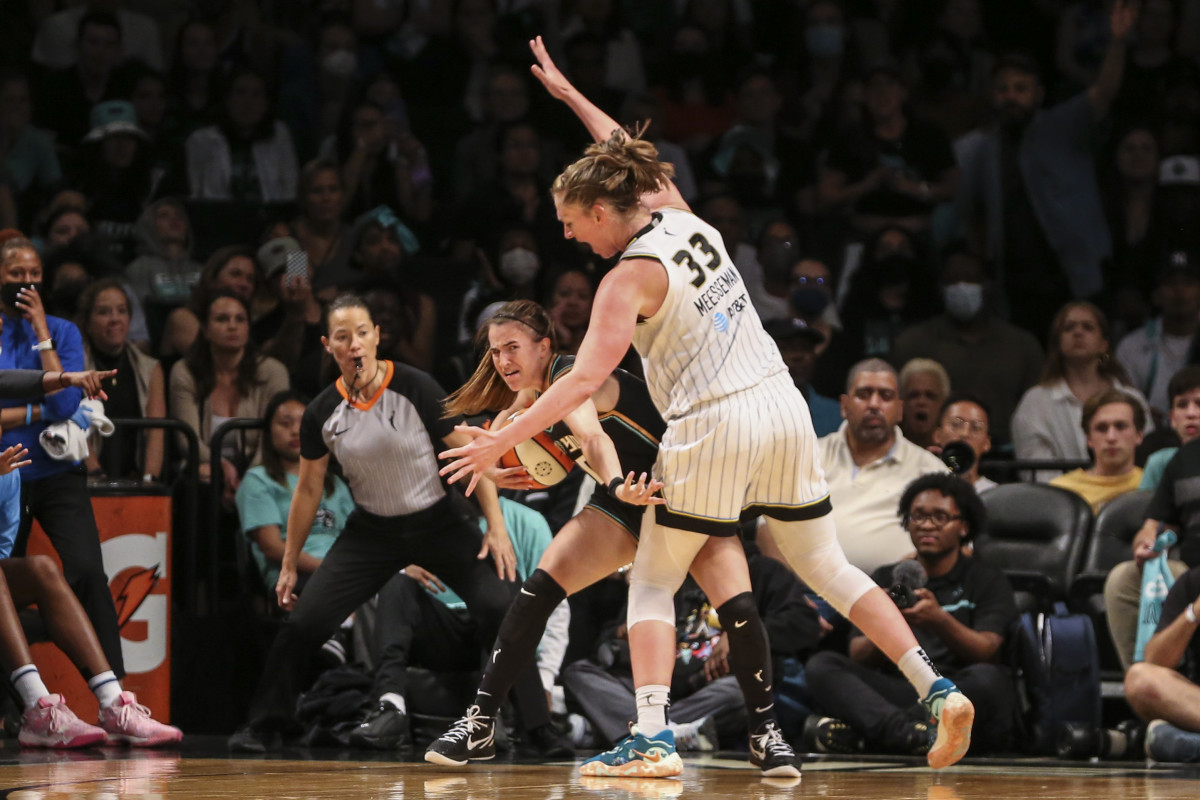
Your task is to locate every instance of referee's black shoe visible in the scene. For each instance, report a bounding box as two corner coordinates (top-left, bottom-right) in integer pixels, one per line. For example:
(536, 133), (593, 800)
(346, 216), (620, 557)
(424, 705), (496, 766)
(348, 702), (411, 750)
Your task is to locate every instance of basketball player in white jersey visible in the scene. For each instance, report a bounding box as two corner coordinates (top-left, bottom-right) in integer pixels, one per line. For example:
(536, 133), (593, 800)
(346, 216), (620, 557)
(440, 36), (975, 778)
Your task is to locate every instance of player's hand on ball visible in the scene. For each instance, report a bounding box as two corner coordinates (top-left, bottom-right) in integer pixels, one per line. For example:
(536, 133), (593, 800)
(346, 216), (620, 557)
(485, 464), (539, 490)
(440, 423), (503, 497)
(615, 472), (665, 505)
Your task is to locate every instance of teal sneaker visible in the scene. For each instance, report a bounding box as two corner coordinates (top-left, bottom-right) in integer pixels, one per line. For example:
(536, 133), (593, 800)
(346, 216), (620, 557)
(579, 726), (683, 778)
(921, 678), (974, 769)
(1146, 720), (1200, 763)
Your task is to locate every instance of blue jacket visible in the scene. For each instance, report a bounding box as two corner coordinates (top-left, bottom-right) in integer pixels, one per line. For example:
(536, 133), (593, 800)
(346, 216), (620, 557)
(0, 313), (84, 480)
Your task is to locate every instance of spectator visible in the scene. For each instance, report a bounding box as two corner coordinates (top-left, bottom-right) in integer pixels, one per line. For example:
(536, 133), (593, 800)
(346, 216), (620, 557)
(956, 2), (1139, 337)
(269, 159), (352, 301)
(651, 24), (736, 156)
(899, 359), (951, 449)
(72, 100), (158, 265)
(619, 92), (698, 204)
(0, 237), (128, 687)
(351, 496), (570, 757)
(163, 19), (224, 145)
(335, 100), (433, 225)
(235, 390), (354, 594)
(740, 219), (800, 323)
(559, 0), (647, 96)
(277, 15), (362, 162)
(1051, 388), (1145, 513)
(0, 71), (62, 229)
(362, 274), (435, 375)
(127, 68), (171, 188)
(1141, 366), (1200, 490)
(892, 245), (1043, 448)
(777, 0), (859, 151)
(76, 278), (164, 483)
(159, 245), (259, 359)
(838, 250), (928, 368)
(31, 0), (163, 71)
(168, 290), (289, 502)
(1116, 252), (1200, 418)
(185, 68), (299, 202)
(34, 10), (136, 150)
(818, 62), (959, 236)
(1124, 563), (1200, 763)
(905, 0), (994, 140)
(764, 317), (841, 437)
(124, 198), (204, 318)
(1111, 0), (1190, 126)
(39, 205), (89, 252)
(804, 473), (1017, 756)
(811, 358), (949, 574)
(451, 64), (533, 202)
(251, 236), (325, 396)
(1012, 301), (1151, 479)
(545, 269), (594, 357)
(931, 394), (997, 493)
(1102, 126), (1170, 320)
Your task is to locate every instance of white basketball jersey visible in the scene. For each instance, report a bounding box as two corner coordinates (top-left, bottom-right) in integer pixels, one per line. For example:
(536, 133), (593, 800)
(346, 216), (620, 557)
(626, 208), (786, 421)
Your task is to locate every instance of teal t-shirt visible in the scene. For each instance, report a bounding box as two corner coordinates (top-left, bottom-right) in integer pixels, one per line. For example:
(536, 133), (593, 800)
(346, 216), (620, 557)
(429, 497), (552, 609)
(235, 466), (356, 590)
(1140, 447), (1178, 491)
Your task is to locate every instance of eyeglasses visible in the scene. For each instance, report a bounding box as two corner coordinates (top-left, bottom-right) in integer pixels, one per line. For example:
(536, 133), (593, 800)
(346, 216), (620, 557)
(796, 276), (826, 287)
(945, 417), (987, 434)
(905, 511), (963, 528)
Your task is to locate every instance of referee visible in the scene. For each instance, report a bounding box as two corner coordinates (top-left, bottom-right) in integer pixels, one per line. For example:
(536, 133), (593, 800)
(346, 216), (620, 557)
(228, 294), (518, 752)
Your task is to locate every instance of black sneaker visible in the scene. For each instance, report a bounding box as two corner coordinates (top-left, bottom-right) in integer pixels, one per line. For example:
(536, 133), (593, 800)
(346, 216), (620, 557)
(801, 715), (863, 755)
(516, 722), (575, 759)
(348, 703), (411, 750)
(749, 720), (801, 778)
(424, 705), (497, 766)
(228, 723), (278, 754)
(895, 720), (933, 756)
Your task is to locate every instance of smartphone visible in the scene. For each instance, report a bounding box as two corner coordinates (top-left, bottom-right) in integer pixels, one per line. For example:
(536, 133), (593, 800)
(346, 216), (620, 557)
(285, 250), (309, 284)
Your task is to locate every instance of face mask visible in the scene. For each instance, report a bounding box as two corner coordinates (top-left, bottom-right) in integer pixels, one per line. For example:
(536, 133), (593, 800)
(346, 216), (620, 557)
(791, 286), (830, 316)
(499, 247), (540, 286)
(322, 49), (358, 79)
(805, 24), (844, 57)
(0, 282), (39, 312)
(943, 282), (984, 322)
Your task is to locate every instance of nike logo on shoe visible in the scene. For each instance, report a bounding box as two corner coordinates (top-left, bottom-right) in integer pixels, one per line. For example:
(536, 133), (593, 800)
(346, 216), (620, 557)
(468, 732), (494, 750)
(632, 749), (664, 763)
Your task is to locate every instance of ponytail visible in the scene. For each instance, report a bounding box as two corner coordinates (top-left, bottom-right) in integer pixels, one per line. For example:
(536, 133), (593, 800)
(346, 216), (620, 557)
(551, 126), (674, 216)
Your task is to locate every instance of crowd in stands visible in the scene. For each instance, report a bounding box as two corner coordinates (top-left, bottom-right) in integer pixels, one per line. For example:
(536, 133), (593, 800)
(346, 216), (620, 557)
(1, 0), (1200, 763)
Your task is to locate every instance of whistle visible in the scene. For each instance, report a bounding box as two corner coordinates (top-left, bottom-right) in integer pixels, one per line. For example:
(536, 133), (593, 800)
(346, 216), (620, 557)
(354, 356), (363, 372)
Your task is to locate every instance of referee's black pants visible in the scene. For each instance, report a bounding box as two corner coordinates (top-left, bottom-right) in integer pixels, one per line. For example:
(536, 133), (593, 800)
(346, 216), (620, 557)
(247, 496), (514, 728)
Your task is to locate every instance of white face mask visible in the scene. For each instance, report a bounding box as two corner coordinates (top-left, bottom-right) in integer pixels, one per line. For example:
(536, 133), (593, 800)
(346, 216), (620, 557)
(943, 282), (984, 322)
(499, 247), (540, 286)
(322, 49), (358, 78)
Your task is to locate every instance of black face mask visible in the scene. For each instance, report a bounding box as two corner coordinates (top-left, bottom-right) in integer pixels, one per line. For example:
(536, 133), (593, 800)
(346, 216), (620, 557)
(0, 282), (40, 312)
(791, 286), (830, 316)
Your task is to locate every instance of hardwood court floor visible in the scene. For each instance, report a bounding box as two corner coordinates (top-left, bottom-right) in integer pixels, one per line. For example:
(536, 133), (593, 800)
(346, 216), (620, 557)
(0, 740), (1197, 799)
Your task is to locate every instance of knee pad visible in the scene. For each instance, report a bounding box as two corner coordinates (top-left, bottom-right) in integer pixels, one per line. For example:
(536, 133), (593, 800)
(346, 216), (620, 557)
(716, 592), (761, 635)
(497, 569), (567, 642)
(626, 580), (677, 629)
(769, 516), (875, 617)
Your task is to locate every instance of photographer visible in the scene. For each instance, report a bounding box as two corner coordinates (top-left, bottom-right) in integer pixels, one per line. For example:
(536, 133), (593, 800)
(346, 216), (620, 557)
(803, 473), (1018, 756)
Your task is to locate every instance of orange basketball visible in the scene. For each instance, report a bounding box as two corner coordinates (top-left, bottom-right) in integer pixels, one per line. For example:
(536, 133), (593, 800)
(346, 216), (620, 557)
(493, 410), (576, 489)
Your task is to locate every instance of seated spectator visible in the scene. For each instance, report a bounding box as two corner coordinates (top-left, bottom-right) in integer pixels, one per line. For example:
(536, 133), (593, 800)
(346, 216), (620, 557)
(72, 101), (159, 264)
(0, 70), (62, 229)
(899, 358), (951, 449)
(1141, 366), (1200, 490)
(124, 198), (203, 318)
(559, 0), (647, 96)
(336, 99), (433, 226)
(1012, 301), (1152, 479)
(619, 92), (698, 203)
(742, 219), (801, 323)
(931, 394), (997, 493)
(804, 473), (1017, 756)
(450, 64), (534, 203)
(363, 276), (434, 375)
(892, 245), (1044, 448)
(38, 204), (89, 252)
(77, 279), (164, 482)
(765, 317), (841, 437)
(1116, 253), (1200, 420)
(651, 24), (736, 157)
(807, 359), (948, 575)
(1105, 432), (1200, 671)
(276, 15), (362, 163)
(817, 62), (958, 236)
(251, 236), (325, 397)
(1124, 563), (1200, 763)
(1051, 388), (1145, 513)
(163, 19), (224, 145)
(31, 1), (163, 71)
(350, 496), (570, 757)
(235, 391), (354, 594)
(185, 68), (298, 202)
(168, 290), (289, 500)
(159, 245), (258, 359)
(545, 269), (594, 357)
(267, 159), (352, 302)
(838, 248), (932, 375)
(41, 240), (148, 347)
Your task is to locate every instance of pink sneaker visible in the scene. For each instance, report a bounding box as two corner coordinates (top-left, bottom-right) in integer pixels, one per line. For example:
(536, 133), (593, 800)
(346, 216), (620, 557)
(98, 692), (182, 747)
(19, 694), (108, 748)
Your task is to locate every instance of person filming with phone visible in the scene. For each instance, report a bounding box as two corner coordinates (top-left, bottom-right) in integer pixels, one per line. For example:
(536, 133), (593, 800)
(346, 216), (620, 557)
(802, 473), (1018, 756)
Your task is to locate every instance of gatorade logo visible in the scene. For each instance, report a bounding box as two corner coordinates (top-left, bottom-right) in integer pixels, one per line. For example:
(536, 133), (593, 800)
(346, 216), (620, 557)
(102, 532), (169, 674)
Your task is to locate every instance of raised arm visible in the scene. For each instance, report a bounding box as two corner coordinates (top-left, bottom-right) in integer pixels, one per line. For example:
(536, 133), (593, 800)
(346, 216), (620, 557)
(1088, 0), (1137, 119)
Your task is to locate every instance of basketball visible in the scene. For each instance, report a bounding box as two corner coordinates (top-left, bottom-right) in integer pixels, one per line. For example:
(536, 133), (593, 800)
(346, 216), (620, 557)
(491, 410), (575, 489)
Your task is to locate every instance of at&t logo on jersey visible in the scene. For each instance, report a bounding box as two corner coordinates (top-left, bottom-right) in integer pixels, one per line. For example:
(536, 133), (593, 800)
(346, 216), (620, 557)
(713, 312), (729, 333)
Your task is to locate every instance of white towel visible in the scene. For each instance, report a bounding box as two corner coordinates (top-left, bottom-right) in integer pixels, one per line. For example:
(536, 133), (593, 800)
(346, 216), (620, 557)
(39, 399), (115, 461)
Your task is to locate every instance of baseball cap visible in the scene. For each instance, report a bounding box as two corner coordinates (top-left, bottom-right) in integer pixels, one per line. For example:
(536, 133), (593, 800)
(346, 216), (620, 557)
(1160, 155), (1200, 187)
(1158, 250), (1200, 284)
(257, 236), (304, 279)
(82, 100), (148, 143)
(763, 317), (825, 346)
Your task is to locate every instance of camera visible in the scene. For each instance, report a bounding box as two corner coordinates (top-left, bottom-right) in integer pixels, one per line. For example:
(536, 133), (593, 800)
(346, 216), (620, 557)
(1056, 720), (1144, 760)
(939, 440), (976, 475)
(888, 582), (918, 609)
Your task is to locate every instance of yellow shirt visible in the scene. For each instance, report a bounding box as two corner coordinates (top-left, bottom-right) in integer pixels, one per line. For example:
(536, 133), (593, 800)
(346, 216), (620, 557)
(1049, 468), (1144, 514)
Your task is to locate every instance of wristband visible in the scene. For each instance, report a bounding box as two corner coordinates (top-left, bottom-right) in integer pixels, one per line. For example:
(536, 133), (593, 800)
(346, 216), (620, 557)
(24, 405), (31, 426)
(32, 338), (54, 352)
(608, 477), (625, 498)
(1187, 603), (1198, 625)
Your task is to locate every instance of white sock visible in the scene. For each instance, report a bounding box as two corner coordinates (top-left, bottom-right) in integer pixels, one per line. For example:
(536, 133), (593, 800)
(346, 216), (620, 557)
(635, 684), (671, 738)
(897, 647), (941, 698)
(11, 665), (49, 710)
(87, 671), (123, 709)
(379, 692), (406, 714)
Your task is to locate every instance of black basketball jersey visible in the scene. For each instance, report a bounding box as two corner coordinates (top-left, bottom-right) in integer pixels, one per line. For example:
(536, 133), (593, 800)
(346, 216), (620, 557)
(541, 354), (665, 482)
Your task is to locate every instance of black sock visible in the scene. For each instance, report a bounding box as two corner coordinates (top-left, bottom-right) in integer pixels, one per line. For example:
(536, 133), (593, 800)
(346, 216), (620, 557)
(474, 569), (566, 717)
(718, 592), (776, 733)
